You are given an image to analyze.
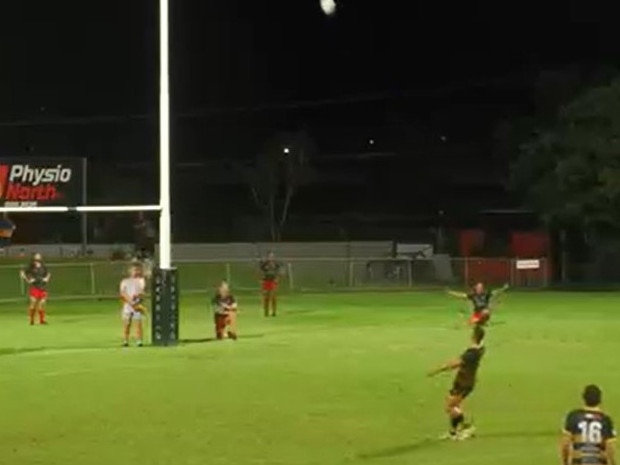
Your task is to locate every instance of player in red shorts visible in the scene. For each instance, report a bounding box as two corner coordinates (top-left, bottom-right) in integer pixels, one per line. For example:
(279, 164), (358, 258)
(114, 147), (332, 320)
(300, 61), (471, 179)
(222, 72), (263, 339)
(259, 252), (281, 317)
(446, 282), (509, 327)
(20, 253), (51, 325)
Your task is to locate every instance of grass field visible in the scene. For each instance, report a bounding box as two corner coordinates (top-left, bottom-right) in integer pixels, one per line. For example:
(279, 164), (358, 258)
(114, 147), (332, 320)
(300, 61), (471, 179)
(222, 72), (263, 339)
(1, 290), (618, 465)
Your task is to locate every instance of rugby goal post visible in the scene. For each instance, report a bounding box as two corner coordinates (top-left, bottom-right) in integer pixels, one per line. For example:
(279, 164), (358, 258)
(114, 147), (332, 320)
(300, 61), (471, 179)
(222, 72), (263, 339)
(0, 0), (179, 346)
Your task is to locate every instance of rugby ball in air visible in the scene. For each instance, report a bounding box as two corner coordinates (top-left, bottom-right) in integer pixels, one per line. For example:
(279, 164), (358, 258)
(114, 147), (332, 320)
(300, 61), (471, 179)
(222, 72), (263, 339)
(320, 0), (336, 16)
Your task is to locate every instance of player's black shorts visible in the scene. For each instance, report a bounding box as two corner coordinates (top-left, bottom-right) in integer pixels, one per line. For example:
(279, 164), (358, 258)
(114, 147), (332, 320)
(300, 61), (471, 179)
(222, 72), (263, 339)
(450, 383), (474, 399)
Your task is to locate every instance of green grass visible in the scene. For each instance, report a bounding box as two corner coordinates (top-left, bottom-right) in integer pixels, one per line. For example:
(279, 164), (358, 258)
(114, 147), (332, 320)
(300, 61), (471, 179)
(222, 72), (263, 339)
(0, 291), (618, 465)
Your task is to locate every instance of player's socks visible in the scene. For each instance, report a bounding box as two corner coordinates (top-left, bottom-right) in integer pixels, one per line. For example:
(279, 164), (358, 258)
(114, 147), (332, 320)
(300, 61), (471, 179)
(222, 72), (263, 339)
(263, 297), (270, 317)
(28, 307), (36, 325)
(271, 297), (277, 317)
(450, 414), (464, 431)
(38, 310), (46, 324)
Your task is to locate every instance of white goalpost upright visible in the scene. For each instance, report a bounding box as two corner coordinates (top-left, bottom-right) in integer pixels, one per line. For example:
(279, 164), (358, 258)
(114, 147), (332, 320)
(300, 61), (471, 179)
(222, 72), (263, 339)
(158, 0), (172, 270)
(149, 0), (180, 347)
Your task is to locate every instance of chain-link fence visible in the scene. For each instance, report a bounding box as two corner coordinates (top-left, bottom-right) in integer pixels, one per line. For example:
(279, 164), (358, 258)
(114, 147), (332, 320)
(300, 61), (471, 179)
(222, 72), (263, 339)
(0, 256), (549, 302)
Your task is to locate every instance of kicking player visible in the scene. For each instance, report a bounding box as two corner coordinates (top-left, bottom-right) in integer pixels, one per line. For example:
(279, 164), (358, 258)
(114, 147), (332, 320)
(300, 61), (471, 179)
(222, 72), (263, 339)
(259, 252), (281, 317)
(446, 282), (509, 326)
(561, 385), (616, 465)
(20, 253), (51, 325)
(212, 281), (238, 340)
(428, 326), (486, 440)
(120, 265), (147, 347)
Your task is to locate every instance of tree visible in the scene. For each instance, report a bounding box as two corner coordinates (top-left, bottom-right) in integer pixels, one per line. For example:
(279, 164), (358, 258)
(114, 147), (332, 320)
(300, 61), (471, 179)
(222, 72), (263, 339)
(511, 76), (620, 231)
(241, 130), (314, 241)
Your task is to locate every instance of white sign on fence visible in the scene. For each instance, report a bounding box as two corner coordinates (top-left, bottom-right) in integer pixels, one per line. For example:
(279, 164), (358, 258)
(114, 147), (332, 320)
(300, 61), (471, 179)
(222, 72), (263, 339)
(516, 259), (541, 270)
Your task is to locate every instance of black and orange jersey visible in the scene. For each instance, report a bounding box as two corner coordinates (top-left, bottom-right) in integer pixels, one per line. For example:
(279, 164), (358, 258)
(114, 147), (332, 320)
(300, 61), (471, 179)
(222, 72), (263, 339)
(563, 408), (616, 464)
(23, 263), (49, 289)
(453, 345), (485, 390)
(467, 291), (492, 312)
(260, 260), (281, 281)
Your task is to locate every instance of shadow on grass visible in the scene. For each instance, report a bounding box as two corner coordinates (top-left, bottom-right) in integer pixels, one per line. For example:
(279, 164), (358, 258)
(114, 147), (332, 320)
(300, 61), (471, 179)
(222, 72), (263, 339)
(359, 430), (556, 460)
(180, 333), (265, 345)
(358, 438), (442, 459)
(0, 346), (49, 357)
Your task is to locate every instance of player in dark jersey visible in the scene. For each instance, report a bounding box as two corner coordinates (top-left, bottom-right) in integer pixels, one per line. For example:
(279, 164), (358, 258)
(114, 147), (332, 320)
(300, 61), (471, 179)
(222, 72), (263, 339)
(20, 253), (51, 325)
(259, 252), (281, 317)
(561, 385), (616, 465)
(446, 282), (509, 326)
(212, 281), (238, 340)
(428, 326), (485, 440)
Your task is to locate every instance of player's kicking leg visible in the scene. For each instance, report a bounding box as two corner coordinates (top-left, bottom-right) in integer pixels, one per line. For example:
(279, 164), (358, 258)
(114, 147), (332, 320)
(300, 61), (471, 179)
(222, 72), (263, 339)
(442, 390), (475, 440)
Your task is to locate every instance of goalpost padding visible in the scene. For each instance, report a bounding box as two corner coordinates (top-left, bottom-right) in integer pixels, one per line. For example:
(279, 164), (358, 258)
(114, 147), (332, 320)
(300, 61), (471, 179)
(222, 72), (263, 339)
(151, 267), (179, 346)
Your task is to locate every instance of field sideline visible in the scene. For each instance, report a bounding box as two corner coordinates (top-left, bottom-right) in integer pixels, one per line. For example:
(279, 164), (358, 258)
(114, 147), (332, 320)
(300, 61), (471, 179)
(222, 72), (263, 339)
(1, 291), (618, 465)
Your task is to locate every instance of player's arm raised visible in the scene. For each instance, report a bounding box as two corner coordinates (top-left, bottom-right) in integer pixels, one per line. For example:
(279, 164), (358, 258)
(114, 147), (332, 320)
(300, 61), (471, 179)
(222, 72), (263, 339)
(491, 283), (509, 296)
(427, 358), (462, 377)
(445, 289), (467, 299)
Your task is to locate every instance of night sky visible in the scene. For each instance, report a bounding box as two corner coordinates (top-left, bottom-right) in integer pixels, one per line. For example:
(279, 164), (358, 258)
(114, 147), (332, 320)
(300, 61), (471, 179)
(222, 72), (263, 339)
(1, 1), (620, 240)
(3, 1), (616, 117)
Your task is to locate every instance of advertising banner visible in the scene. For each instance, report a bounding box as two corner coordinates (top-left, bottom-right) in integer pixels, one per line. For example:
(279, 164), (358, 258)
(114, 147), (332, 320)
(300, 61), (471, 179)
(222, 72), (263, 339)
(0, 158), (84, 207)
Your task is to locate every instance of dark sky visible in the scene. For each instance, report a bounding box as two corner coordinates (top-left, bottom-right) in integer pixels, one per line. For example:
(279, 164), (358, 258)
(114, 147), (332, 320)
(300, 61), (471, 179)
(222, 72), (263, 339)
(2, 0), (618, 120)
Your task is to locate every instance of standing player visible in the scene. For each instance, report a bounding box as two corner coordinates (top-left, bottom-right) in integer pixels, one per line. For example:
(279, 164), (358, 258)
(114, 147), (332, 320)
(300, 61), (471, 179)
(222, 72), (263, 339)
(259, 252), (281, 317)
(120, 265), (147, 347)
(20, 253), (51, 325)
(428, 326), (486, 440)
(561, 385), (616, 465)
(212, 281), (238, 340)
(446, 282), (509, 326)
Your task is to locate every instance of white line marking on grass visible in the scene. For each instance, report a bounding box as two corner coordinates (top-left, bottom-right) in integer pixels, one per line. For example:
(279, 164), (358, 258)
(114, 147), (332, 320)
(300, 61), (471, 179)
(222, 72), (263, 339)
(42, 364), (161, 377)
(19, 346), (125, 357)
(42, 368), (102, 377)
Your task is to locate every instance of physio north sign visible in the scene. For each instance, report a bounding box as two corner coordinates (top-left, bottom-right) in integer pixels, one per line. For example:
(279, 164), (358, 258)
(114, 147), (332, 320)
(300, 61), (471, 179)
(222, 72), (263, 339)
(0, 159), (83, 207)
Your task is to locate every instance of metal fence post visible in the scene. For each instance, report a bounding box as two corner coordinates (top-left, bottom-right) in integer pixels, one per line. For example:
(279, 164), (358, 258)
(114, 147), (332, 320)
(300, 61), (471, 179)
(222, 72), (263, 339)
(348, 259), (354, 287)
(90, 263), (97, 295)
(287, 262), (294, 291)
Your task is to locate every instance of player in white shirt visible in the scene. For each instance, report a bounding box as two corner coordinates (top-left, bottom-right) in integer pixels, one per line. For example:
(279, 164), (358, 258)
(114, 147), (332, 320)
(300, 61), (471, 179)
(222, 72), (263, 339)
(119, 265), (147, 347)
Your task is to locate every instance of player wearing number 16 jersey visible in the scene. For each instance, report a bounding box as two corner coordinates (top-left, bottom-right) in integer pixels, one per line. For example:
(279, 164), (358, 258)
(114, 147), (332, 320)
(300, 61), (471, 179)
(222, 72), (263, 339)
(561, 385), (616, 465)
